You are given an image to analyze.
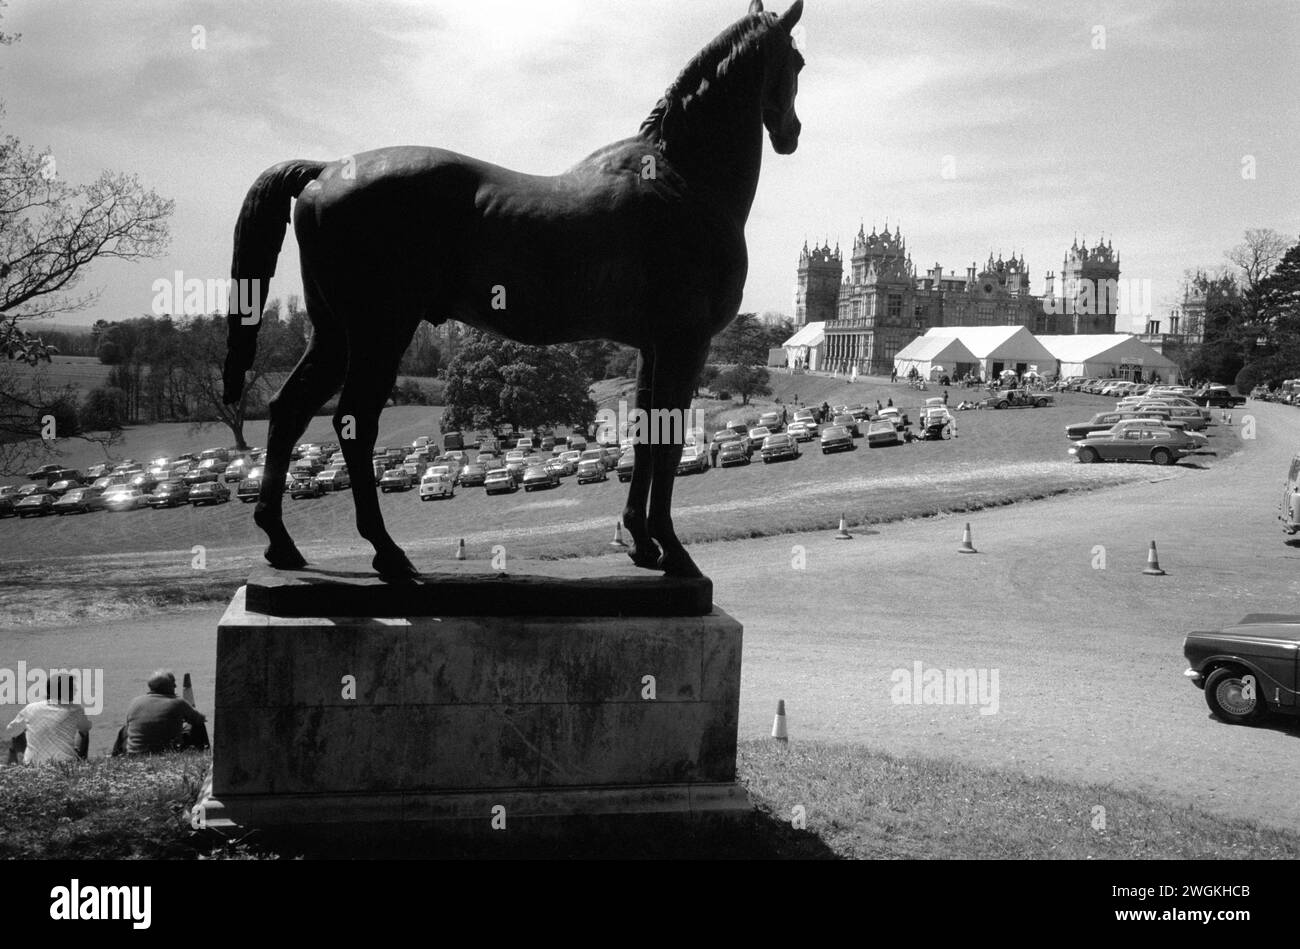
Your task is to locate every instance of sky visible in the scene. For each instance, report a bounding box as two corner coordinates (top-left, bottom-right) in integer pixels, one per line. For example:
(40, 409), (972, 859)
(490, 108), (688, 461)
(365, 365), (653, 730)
(2, 0), (1297, 334)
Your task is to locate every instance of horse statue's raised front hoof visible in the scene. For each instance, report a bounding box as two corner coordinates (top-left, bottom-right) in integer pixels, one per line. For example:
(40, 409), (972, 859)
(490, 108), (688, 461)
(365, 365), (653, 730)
(373, 547), (419, 582)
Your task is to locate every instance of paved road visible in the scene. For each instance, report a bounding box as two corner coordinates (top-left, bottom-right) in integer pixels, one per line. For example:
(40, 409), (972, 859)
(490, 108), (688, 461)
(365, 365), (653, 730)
(5, 402), (1298, 835)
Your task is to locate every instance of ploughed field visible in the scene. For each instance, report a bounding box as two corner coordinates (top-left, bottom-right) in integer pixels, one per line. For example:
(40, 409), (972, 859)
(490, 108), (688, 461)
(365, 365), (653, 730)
(0, 388), (1240, 626)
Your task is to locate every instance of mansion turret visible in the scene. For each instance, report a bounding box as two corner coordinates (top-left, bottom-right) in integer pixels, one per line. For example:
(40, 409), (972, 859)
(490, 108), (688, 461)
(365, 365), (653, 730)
(793, 224), (1120, 373)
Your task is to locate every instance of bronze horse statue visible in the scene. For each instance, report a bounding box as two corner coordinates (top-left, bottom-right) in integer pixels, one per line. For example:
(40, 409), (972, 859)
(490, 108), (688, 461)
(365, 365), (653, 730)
(222, 0), (805, 580)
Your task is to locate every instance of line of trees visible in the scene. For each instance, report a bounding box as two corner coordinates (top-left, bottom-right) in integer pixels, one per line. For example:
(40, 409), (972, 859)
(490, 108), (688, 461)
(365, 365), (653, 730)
(1178, 229), (1300, 392)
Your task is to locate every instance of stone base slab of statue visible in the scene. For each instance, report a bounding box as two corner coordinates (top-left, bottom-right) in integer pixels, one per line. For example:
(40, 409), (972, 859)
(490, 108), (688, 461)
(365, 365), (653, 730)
(194, 559), (748, 841)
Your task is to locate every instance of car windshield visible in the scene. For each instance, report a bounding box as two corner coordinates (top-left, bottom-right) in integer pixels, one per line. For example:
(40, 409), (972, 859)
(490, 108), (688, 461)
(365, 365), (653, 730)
(823, 427), (846, 437)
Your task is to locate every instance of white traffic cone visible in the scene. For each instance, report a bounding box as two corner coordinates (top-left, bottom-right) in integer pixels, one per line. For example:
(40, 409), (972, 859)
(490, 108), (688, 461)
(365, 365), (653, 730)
(958, 522), (977, 553)
(1143, 540), (1166, 576)
(835, 514), (853, 540)
(771, 699), (788, 742)
(455, 538), (466, 561)
(610, 522), (629, 548)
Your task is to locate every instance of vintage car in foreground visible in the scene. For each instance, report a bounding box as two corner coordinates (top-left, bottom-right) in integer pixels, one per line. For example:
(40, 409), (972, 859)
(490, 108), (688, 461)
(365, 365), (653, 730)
(866, 418), (902, 448)
(189, 481), (232, 506)
(1064, 409), (1181, 440)
(616, 450), (635, 482)
(289, 475), (326, 500)
(786, 421), (815, 442)
(718, 439), (750, 466)
(522, 464), (561, 492)
(676, 445), (710, 475)
(1184, 615), (1300, 724)
(103, 487), (148, 511)
(1068, 420), (1210, 465)
(761, 432), (800, 463)
(819, 424), (855, 454)
(378, 467), (416, 493)
(15, 492), (55, 517)
(53, 487), (106, 515)
(418, 471), (455, 501)
(576, 458), (608, 484)
(484, 469), (518, 495)
(458, 462), (488, 487)
(982, 389), (1053, 409)
(149, 480), (193, 508)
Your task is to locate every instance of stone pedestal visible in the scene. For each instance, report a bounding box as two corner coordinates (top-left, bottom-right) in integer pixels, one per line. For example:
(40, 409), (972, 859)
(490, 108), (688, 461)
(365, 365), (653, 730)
(195, 560), (748, 839)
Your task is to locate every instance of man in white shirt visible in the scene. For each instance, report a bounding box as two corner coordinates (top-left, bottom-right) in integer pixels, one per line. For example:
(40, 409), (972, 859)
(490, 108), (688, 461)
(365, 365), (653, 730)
(5, 673), (91, 765)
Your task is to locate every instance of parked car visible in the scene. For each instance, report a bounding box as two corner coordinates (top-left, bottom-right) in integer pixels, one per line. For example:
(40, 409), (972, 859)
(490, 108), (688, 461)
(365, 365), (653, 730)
(316, 468), (351, 492)
(185, 458), (227, 485)
(1130, 401), (1208, 431)
(866, 418), (902, 448)
(761, 432), (800, 463)
(290, 475), (326, 499)
(676, 444), (711, 475)
(758, 411), (783, 433)
(459, 462), (488, 487)
(419, 471), (456, 501)
(718, 439), (751, 467)
(1192, 385), (1248, 408)
(875, 407), (910, 430)
(53, 486), (106, 515)
(791, 410), (818, 434)
(149, 480), (192, 509)
(46, 478), (80, 497)
(1183, 615), (1300, 724)
(982, 390), (1053, 409)
(787, 421), (815, 442)
(549, 451), (580, 476)
(484, 469), (518, 495)
(379, 468), (415, 493)
(820, 425), (855, 454)
(831, 413), (861, 437)
(103, 487), (148, 511)
(616, 450), (636, 482)
(1064, 410), (1181, 440)
(576, 458), (608, 484)
(746, 426), (771, 451)
(15, 492), (56, 517)
(25, 463), (62, 483)
(189, 481), (232, 506)
(522, 464), (561, 492)
(1069, 421), (1211, 465)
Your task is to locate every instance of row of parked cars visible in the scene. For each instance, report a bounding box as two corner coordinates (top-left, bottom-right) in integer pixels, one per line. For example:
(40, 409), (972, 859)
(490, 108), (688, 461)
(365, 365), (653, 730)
(1065, 386), (1221, 466)
(3, 447), (257, 518)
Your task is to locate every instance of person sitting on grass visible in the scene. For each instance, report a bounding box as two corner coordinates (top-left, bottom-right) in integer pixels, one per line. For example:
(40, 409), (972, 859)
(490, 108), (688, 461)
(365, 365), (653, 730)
(5, 673), (91, 766)
(116, 670), (208, 755)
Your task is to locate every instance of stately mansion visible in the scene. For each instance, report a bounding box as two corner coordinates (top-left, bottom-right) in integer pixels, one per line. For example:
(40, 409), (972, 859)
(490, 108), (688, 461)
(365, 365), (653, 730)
(793, 224), (1122, 374)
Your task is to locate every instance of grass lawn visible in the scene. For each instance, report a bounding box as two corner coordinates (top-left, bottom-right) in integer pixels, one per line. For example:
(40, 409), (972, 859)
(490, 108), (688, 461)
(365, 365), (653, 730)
(2, 739), (1293, 859)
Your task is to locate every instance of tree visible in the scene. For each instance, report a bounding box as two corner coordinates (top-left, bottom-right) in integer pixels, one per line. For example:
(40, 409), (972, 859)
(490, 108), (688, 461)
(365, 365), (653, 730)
(1228, 228), (1289, 322)
(1182, 271), (1246, 385)
(1251, 236), (1300, 383)
(79, 386), (127, 431)
(710, 313), (769, 366)
(181, 314), (303, 449)
(0, 7), (171, 472)
(443, 331), (597, 433)
(714, 363), (771, 405)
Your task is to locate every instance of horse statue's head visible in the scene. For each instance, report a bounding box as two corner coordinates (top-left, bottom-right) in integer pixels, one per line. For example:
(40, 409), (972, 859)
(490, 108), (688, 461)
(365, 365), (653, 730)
(753, 0), (805, 154)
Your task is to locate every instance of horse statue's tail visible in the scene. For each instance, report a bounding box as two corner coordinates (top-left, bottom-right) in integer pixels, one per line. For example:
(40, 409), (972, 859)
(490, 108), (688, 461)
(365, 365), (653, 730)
(222, 159), (329, 405)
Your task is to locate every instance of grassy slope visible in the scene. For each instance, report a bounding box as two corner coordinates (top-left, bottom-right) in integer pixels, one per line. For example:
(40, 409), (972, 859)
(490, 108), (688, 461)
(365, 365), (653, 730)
(2, 739), (1293, 859)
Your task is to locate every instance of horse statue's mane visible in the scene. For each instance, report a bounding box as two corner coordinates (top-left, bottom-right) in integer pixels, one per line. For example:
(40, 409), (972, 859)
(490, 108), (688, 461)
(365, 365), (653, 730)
(639, 10), (791, 153)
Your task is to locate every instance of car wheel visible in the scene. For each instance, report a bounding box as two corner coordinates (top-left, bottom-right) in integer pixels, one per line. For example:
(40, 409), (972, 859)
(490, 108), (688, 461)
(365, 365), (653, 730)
(1076, 447), (1098, 464)
(1151, 448), (1173, 466)
(421, 495), (429, 501)
(1204, 667), (1266, 724)
(1036, 399), (1048, 408)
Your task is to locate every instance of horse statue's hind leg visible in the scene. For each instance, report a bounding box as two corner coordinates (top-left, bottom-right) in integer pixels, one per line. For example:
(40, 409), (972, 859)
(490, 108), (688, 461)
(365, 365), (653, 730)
(333, 311), (422, 580)
(622, 348), (662, 569)
(255, 314), (347, 569)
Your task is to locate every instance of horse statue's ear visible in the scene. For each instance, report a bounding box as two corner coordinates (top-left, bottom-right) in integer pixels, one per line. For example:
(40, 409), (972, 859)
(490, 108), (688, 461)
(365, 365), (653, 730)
(779, 0), (804, 30)
(748, 1), (764, 14)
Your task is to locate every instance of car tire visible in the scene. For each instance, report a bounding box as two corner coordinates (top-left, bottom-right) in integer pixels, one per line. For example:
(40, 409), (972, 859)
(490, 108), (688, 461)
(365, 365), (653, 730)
(1036, 400), (1048, 408)
(1204, 667), (1267, 724)
(996, 401), (1007, 409)
(1151, 448), (1173, 466)
(1076, 447), (1098, 464)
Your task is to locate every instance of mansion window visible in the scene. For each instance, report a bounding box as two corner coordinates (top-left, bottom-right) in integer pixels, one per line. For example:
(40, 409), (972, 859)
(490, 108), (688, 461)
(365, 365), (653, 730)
(977, 303), (994, 325)
(887, 294), (903, 321)
(1169, 314), (1181, 334)
(1146, 319), (1161, 336)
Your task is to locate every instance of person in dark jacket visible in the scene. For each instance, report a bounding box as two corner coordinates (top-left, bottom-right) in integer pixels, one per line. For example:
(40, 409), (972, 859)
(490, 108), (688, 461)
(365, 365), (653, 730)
(119, 670), (208, 754)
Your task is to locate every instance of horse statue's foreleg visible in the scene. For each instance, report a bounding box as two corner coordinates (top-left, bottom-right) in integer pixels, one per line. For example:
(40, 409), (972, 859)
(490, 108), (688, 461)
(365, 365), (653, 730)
(644, 343), (707, 579)
(255, 338), (345, 569)
(623, 349), (661, 568)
